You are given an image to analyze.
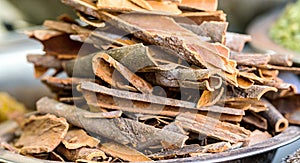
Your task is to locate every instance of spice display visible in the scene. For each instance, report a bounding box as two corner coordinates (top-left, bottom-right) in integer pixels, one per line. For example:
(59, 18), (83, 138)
(1, 0), (300, 162)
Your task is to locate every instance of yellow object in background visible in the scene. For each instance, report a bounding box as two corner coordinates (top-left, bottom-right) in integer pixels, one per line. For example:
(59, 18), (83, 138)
(0, 92), (26, 122)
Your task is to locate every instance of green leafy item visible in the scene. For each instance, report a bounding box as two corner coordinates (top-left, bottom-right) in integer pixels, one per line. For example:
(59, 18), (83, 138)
(270, 0), (300, 53)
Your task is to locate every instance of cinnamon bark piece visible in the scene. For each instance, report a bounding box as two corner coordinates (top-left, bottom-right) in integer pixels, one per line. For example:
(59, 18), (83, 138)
(62, 129), (100, 150)
(177, 11), (226, 25)
(129, 0), (153, 10)
(83, 110), (122, 119)
(99, 142), (152, 162)
(178, 0), (218, 11)
(260, 99), (289, 133)
(49, 152), (65, 161)
(96, 0), (143, 11)
(27, 54), (63, 78)
(237, 75), (254, 89)
(221, 98), (267, 112)
(96, 0), (181, 15)
(179, 21), (228, 44)
(43, 20), (76, 34)
(92, 53), (153, 93)
(227, 85), (277, 100)
(258, 69), (279, 80)
(37, 97), (188, 150)
(106, 43), (158, 72)
(239, 71), (265, 84)
(230, 53), (271, 66)
(242, 111), (268, 130)
(31, 32), (98, 59)
(116, 13), (236, 73)
(163, 122), (188, 135)
(80, 81), (195, 108)
(149, 142), (230, 159)
(197, 87), (224, 107)
(81, 89), (244, 123)
(243, 130), (272, 147)
(144, 1), (182, 15)
(144, 72), (222, 91)
(271, 95), (300, 115)
(15, 114), (69, 154)
(56, 145), (107, 162)
(25, 29), (63, 41)
(258, 64), (300, 74)
(225, 32), (252, 52)
(176, 112), (251, 143)
(285, 111), (300, 125)
(27, 55), (62, 70)
(61, 1), (235, 74)
(148, 144), (205, 159)
(269, 53), (293, 67)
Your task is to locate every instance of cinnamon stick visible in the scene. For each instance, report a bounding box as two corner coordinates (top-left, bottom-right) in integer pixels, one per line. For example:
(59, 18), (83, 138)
(176, 112), (251, 143)
(37, 97), (188, 150)
(260, 99), (289, 133)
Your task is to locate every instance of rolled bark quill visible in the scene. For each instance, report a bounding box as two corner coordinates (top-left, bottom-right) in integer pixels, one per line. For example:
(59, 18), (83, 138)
(260, 99), (288, 133)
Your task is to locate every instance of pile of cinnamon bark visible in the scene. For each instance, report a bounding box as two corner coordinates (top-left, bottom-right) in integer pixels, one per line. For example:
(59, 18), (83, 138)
(9, 0), (300, 162)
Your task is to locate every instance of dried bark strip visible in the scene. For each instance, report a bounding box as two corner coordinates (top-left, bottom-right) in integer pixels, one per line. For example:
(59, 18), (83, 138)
(243, 130), (272, 147)
(149, 142), (231, 159)
(242, 111), (268, 130)
(15, 114), (69, 154)
(145, 72), (222, 91)
(260, 99), (289, 133)
(81, 89), (244, 122)
(180, 21), (228, 44)
(43, 20), (76, 34)
(80, 81), (195, 108)
(230, 53), (271, 66)
(96, 0), (181, 14)
(271, 94), (300, 115)
(106, 43), (158, 72)
(227, 85), (277, 100)
(37, 97), (188, 150)
(99, 142), (152, 162)
(129, 0), (153, 10)
(225, 32), (252, 52)
(26, 29), (63, 41)
(83, 110), (122, 119)
(178, 0), (218, 11)
(148, 144), (205, 159)
(56, 145), (107, 162)
(176, 113), (251, 143)
(93, 53), (153, 93)
(27, 54), (62, 70)
(269, 53), (293, 67)
(163, 122), (188, 135)
(177, 10), (226, 25)
(258, 64), (300, 74)
(62, 129), (100, 150)
(197, 86), (225, 107)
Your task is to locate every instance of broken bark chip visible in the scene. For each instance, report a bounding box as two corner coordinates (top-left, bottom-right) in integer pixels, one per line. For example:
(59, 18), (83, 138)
(15, 114), (69, 154)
